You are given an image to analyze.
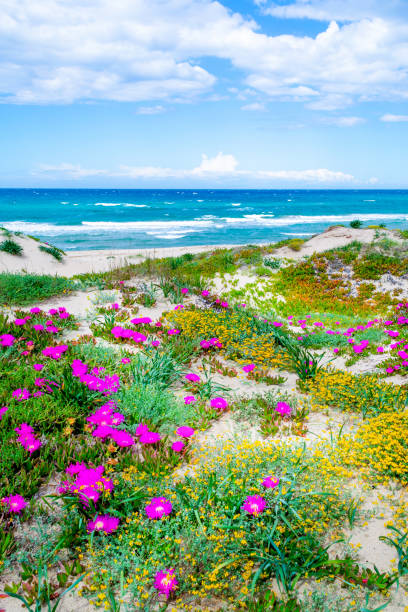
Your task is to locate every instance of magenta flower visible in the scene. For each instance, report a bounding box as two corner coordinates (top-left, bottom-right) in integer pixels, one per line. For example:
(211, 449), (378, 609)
(121, 357), (131, 364)
(200, 340), (211, 349)
(262, 476), (279, 489)
(168, 328), (180, 336)
(333, 348), (339, 354)
(181, 288), (189, 294)
(145, 497), (173, 520)
(242, 364), (255, 373)
(33, 324), (44, 331)
(174, 305), (184, 311)
(151, 340), (161, 347)
(0, 333), (15, 347)
(172, 441), (185, 452)
(184, 395), (196, 405)
(275, 401), (291, 416)
(0, 405), (8, 420)
(154, 568), (178, 597)
(135, 423), (149, 437)
(1, 494), (27, 514)
(111, 303), (119, 310)
(30, 307), (41, 314)
(210, 397), (228, 411)
(14, 318), (27, 326)
(185, 373), (200, 383)
(201, 290), (210, 297)
(176, 426), (195, 438)
(12, 388), (31, 401)
(42, 345), (68, 359)
(241, 495), (266, 516)
(131, 317), (152, 325)
(110, 429), (134, 447)
(87, 515), (119, 534)
(140, 431), (161, 444)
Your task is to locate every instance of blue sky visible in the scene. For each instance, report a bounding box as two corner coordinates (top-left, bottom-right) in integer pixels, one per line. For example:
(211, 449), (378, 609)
(1, 0), (408, 188)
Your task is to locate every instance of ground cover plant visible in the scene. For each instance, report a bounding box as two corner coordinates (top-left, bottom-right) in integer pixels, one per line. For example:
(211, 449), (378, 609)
(1, 229), (408, 611)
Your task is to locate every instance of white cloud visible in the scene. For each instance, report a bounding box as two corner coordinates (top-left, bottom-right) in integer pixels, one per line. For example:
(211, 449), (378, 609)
(241, 102), (266, 111)
(34, 153), (358, 184)
(1, 1), (408, 110)
(260, 0), (405, 22)
(324, 116), (365, 127)
(136, 105), (165, 115)
(380, 113), (408, 122)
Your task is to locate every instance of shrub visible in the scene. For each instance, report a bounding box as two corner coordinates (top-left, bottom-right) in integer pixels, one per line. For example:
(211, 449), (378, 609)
(0, 273), (74, 305)
(0, 239), (23, 256)
(39, 245), (65, 261)
(350, 220), (362, 228)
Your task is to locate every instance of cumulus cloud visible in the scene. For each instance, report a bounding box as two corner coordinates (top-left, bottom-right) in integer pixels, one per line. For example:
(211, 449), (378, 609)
(1, 0), (408, 110)
(34, 153), (358, 184)
(380, 114), (408, 122)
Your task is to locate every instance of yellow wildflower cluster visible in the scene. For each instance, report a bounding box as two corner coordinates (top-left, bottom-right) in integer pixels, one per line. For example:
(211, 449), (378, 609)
(308, 369), (406, 413)
(170, 308), (290, 367)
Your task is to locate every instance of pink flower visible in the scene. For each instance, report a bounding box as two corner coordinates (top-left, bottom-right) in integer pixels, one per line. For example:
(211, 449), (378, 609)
(181, 288), (189, 295)
(185, 373), (200, 383)
(242, 364), (255, 373)
(151, 340), (161, 347)
(14, 318), (27, 326)
(200, 340), (211, 349)
(154, 569), (178, 597)
(333, 348), (339, 354)
(145, 497), (173, 520)
(30, 307), (41, 314)
(176, 426), (195, 438)
(172, 441), (185, 452)
(12, 388), (31, 401)
(262, 476), (279, 489)
(121, 357), (131, 364)
(0, 405), (8, 420)
(386, 367), (394, 374)
(0, 334), (15, 347)
(241, 495), (266, 516)
(135, 423), (149, 437)
(275, 401), (291, 416)
(87, 515), (120, 534)
(111, 303), (119, 310)
(210, 397), (228, 411)
(131, 317), (152, 325)
(184, 395), (196, 405)
(168, 328), (180, 336)
(1, 494), (27, 514)
(42, 344), (68, 359)
(110, 429), (134, 447)
(139, 431), (161, 444)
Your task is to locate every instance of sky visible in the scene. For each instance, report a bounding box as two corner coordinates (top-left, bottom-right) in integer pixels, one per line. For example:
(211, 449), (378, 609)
(1, 0), (408, 188)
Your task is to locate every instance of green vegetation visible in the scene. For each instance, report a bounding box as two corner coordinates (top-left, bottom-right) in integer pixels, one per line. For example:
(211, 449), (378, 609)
(0, 273), (74, 305)
(39, 244), (65, 261)
(0, 239), (23, 256)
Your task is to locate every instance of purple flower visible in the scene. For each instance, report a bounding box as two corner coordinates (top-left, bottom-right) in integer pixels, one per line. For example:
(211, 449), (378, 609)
(171, 441), (185, 453)
(176, 426), (195, 438)
(1, 494), (27, 514)
(0, 334), (15, 347)
(262, 476), (279, 489)
(145, 497), (173, 520)
(185, 373), (200, 383)
(12, 388), (31, 401)
(275, 402), (291, 416)
(241, 495), (266, 516)
(242, 364), (255, 373)
(154, 569), (178, 597)
(87, 515), (119, 534)
(0, 406), (8, 420)
(139, 431), (161, 445)
(210, 397), (228, 411)
(184, 395), (196, 405)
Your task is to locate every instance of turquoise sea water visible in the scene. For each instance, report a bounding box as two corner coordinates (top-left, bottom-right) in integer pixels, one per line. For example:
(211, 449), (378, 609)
(1, 189), (408, 251)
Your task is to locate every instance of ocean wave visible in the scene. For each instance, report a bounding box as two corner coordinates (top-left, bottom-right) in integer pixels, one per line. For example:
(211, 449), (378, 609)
(2, 212), (407, 237)
(231, 203), (241, 206)
(281, 232), (314, 236)
(94, 203), (121, 207)
(124, 204), (149, 208)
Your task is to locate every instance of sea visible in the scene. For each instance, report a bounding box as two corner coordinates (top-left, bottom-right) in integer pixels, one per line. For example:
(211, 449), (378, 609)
(1, 189), (408, 251)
